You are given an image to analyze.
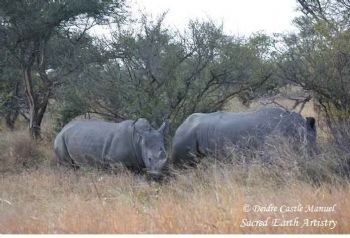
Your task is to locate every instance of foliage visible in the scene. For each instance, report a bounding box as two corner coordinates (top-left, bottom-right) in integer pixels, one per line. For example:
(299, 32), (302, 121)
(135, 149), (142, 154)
(0, 62), (24, 129)
(0, 0), (126, 138)
(58, 15), (276, 131)
(277, 0), (350, 129)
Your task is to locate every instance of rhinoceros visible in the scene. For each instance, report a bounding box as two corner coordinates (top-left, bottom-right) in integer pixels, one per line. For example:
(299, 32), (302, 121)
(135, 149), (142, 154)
(171, 107), (316, 166)
(54, 118), (168, 175)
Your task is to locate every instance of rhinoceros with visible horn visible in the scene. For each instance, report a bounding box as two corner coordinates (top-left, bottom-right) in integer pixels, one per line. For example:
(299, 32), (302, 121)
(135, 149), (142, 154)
(54, 118), (168, 175)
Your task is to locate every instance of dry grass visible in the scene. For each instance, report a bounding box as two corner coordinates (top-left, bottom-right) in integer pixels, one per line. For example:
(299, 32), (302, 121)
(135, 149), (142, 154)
(0, 162), (349, 234)
(0, 130), (48, 173)
(1, 113), (350, 234)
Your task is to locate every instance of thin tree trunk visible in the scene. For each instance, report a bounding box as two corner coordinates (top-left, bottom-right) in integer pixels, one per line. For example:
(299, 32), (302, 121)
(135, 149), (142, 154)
(27, 94), (49, 139)
(23, 66), (42, 139)
(5, 110), (19, 130)
(28, 104), (40, 139)
(22, 40), (51, 139)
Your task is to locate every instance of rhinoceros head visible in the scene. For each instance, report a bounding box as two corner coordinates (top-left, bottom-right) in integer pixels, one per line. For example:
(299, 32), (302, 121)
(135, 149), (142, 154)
(134, 119), (168, 175)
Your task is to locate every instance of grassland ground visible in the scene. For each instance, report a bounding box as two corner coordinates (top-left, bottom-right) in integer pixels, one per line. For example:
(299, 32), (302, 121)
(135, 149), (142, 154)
(0, 162), (349, 233)
(1, 100), (349, 234)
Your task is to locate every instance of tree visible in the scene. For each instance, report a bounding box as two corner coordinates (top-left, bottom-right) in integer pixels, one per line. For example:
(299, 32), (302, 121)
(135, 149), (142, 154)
(297, 0), (350, 31)
(277, 1), (350, 122)
(273, 0), (350, 157)
(0, 67), (24, 130)
(0, 39), (28, 129)
(0, 0), (125, 138)
(59, 15), (275, 132)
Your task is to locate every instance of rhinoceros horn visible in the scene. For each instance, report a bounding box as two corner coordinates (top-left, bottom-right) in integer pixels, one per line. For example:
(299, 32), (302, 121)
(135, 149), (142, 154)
(158, 120), (169, 135)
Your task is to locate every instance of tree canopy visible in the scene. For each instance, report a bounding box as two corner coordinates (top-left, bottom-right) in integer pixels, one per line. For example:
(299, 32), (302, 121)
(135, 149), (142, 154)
(0, 0), (126, 138)
(1, 0), (350, 142)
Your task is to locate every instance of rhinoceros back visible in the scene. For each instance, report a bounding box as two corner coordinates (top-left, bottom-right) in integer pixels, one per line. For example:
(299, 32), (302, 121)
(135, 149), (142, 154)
(54, 120), (142, 168)
(171, 107), (308, 165)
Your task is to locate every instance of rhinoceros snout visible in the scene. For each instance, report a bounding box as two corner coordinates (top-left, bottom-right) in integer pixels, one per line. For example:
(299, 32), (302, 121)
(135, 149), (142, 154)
(147, 159), (167, 174)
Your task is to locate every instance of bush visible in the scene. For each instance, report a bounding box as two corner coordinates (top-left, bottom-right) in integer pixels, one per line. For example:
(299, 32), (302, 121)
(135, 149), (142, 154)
(55, 17), (276, 132)
(0, 131), (43, 172)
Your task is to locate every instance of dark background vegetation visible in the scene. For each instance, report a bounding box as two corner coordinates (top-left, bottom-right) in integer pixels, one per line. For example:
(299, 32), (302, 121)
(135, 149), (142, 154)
(2, 1), (350, 233)
(1, 0), (350, 165)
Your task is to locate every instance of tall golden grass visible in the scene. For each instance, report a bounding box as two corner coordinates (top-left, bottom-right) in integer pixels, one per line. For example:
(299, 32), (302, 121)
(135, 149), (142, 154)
(0, 158), (349, 233)
(1, 119), (350, 234)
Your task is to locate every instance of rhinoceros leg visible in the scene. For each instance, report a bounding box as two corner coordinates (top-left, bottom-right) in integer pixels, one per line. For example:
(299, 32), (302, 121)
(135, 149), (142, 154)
(171, 137), (200, 168)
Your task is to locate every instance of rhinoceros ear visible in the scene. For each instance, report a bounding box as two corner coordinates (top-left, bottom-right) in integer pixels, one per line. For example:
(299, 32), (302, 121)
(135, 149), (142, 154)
(158, 120), (169, 136)
(134, 118), (152, 134)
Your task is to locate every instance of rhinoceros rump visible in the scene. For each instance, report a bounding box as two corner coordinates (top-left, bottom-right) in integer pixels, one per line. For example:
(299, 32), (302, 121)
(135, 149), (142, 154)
(171, 107), (316, 166)
(54, 118), (168, 175)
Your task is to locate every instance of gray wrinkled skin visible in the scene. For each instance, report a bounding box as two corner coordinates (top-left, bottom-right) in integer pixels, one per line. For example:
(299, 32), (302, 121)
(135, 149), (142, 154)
(171, 107), (317, 166)
(54, 118), (168, 175)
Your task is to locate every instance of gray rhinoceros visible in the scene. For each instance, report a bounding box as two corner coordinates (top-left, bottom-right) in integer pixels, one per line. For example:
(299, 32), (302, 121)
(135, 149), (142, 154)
(171, 107), (316, 166)
(54, 118), (168, 175)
